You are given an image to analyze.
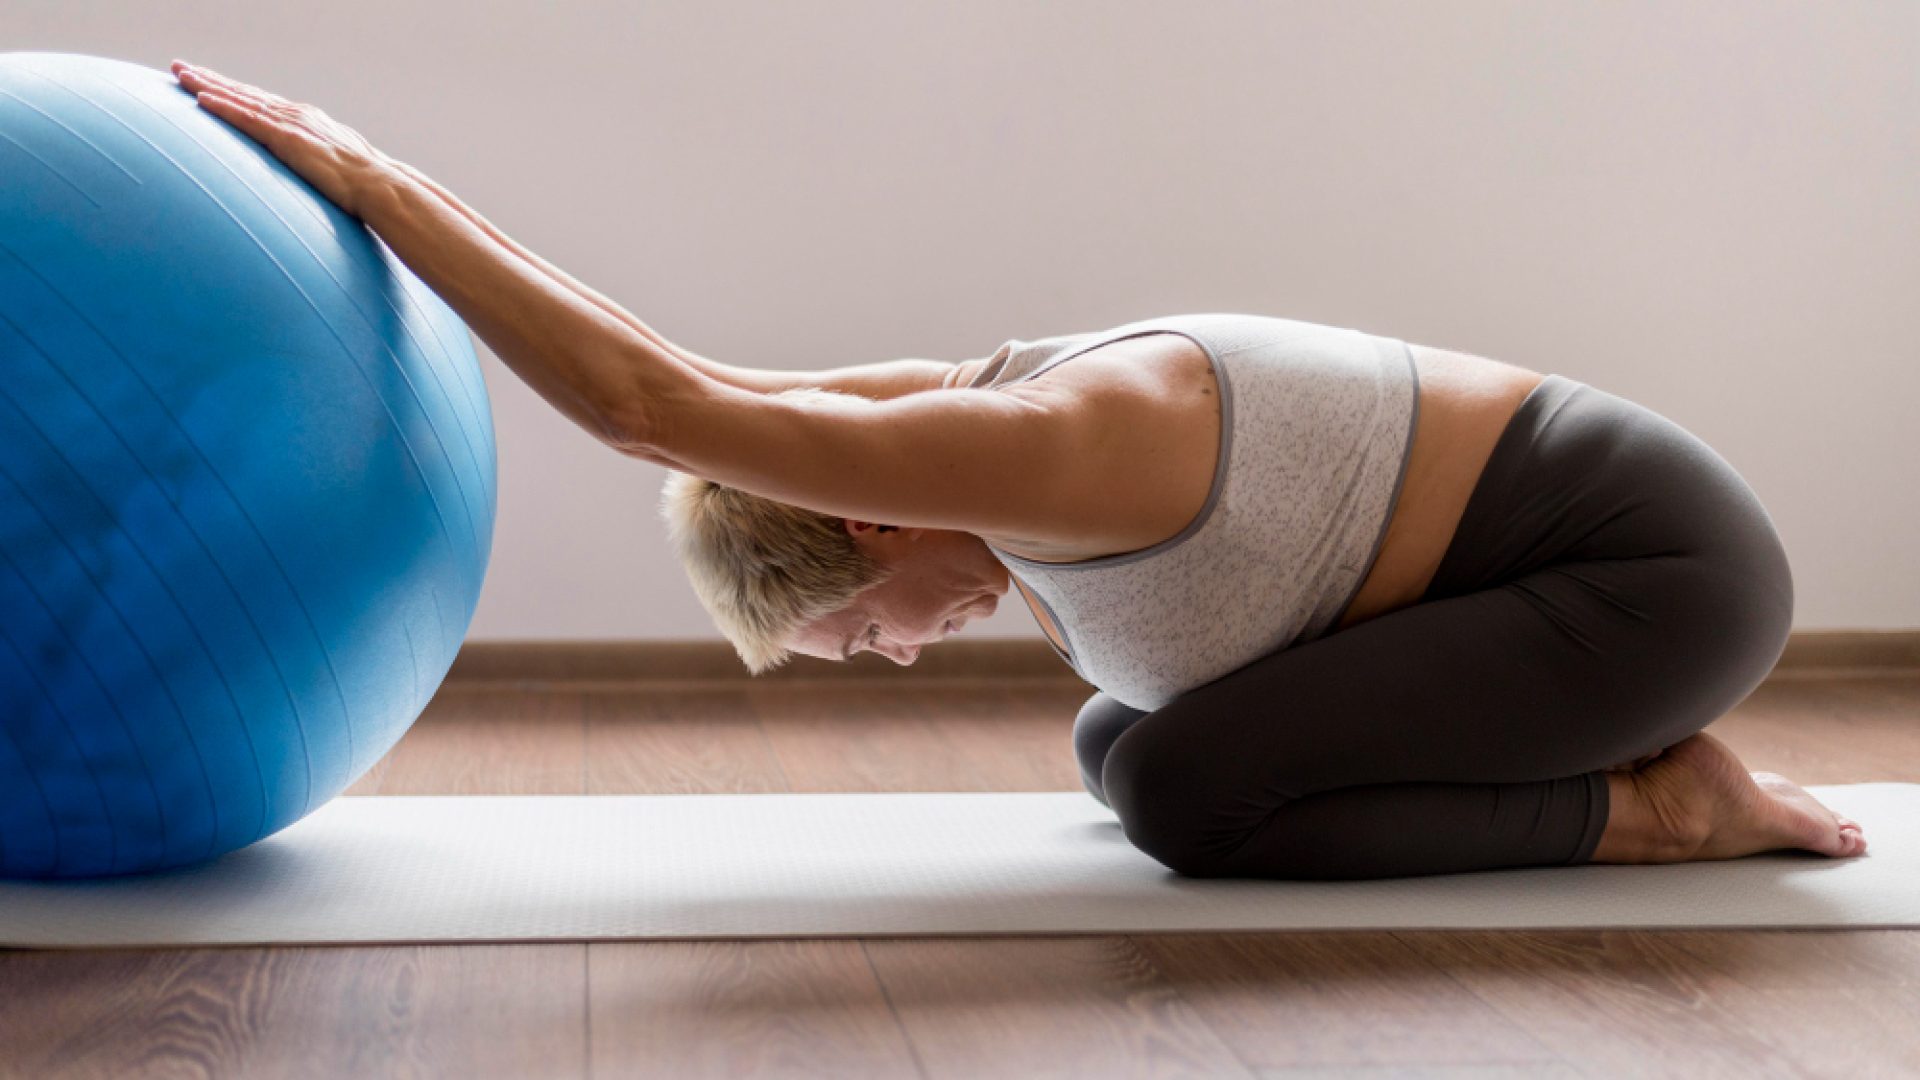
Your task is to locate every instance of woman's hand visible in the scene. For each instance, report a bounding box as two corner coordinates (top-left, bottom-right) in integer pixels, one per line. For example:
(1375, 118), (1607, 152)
(171, 60), (398, 219)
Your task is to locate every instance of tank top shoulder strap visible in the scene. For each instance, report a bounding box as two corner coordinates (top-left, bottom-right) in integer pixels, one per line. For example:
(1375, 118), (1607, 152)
(969, 316), (1200, 391)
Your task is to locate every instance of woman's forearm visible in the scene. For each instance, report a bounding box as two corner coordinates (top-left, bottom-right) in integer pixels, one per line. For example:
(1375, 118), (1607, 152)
(383, 161), (731, 379)
(383, 162), (957, 400)
(355, 167), (683, 449)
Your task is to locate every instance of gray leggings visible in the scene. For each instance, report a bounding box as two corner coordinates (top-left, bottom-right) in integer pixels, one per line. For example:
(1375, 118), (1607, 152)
(1074, 374), (1795, 880)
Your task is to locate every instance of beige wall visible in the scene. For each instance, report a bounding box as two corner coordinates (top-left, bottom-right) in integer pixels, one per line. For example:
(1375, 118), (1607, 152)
(17, 2), (1917, 639)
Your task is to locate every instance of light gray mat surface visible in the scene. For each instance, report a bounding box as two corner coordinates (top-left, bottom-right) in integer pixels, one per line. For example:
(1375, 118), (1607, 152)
(2, 785), (1915, 947)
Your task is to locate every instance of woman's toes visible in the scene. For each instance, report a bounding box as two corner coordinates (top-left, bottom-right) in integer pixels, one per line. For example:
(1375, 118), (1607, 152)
(1623, 733), (1870, 863)
(1838, 819), (1868, 855)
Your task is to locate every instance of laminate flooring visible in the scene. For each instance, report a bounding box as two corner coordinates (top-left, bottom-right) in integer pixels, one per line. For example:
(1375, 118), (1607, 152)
(3, 671), (1917, 1079)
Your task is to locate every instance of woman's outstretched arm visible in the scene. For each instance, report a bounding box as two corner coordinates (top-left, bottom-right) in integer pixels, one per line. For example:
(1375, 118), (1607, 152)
(370, 155), (1142, 539)
(176, 62), (962, 408)
(385, 159), (969, 400)
(169, 61), (1137, 539)
(624, 364), (1134, 540)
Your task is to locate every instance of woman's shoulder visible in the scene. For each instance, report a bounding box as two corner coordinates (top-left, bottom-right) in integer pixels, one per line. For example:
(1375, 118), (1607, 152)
(961, 317), (1243, 394)
(959, 312), (1349, 387)
(958, 329), (1107, 390)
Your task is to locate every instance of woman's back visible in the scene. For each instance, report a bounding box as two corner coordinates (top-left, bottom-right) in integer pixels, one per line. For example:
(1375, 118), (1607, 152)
(965, 313), (1419, 711)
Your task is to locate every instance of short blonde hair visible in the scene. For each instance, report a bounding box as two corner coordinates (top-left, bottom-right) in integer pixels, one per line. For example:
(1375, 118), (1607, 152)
(657, 390), (895, 675)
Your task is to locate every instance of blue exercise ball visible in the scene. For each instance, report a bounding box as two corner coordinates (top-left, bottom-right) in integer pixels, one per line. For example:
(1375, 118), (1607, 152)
(0, 53), (497, 878)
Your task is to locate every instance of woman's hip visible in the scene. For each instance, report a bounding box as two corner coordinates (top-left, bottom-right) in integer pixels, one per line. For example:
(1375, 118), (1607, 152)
(1425, 377), (1792, 613)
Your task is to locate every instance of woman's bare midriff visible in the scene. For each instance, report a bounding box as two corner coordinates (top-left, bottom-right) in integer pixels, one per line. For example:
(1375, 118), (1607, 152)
(1331, 345), (1545, 633)
(992, 338), (1548, 658)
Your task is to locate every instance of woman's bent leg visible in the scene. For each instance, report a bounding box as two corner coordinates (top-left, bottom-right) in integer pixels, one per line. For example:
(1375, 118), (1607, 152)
(1073, 693), (1148, 808)
(1102, 553), (1788, 880)
(1099, 375), (1795, 881)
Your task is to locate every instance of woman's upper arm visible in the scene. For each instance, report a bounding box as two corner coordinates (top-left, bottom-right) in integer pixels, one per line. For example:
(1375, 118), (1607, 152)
(661, 337), (996, 401)
(631, 368), (1128, 541)
(701, 355), (968, 399)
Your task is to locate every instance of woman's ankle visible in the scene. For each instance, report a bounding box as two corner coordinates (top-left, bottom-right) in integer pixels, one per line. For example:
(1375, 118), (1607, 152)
(1589, 771), (1700, 863)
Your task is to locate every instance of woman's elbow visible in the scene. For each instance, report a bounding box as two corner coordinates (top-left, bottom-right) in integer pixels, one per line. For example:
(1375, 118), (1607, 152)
(602, 347), (695, 461)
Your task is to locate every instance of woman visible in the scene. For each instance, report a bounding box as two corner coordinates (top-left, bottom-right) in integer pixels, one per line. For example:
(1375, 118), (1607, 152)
(174, 62), (1867, 881)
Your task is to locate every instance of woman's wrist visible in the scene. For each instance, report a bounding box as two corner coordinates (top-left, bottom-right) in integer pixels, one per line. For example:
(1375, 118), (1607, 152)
(346, 157), (418, 225)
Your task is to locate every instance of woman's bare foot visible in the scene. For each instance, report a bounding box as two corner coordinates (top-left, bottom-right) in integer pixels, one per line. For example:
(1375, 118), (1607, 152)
(1591, 731), (1868, 864)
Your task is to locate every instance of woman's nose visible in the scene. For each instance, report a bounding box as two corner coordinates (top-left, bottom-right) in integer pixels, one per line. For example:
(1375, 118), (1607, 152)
(882, 641), (921, 665)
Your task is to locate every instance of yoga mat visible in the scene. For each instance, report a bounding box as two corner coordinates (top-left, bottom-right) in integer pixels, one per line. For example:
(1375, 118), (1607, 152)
(3, 784), (1916, 948)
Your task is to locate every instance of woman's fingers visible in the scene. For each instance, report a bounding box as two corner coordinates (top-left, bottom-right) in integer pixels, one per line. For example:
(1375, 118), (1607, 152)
(172, 61), (250, 97)
(192, 89), (300, 155)
(194, 88), (267, 128)
(191, 88), (248, 121)
(172, 65), (313, 153)
(172, 61), (293, 115)
(167, 62), (395, 219)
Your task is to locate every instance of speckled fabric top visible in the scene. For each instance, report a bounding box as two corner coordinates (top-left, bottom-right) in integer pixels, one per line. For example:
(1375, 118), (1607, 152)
(967, 313), (1419, 711)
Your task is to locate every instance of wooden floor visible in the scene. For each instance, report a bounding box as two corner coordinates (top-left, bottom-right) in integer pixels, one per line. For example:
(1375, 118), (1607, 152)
(3, 670), (1918, 1079)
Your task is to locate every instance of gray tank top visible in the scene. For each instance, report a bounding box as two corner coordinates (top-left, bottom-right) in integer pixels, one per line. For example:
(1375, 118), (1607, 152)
(967, 313), (1419, 711)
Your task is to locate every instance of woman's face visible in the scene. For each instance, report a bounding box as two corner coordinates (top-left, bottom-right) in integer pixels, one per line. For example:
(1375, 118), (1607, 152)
(785, 522), (1009, 665)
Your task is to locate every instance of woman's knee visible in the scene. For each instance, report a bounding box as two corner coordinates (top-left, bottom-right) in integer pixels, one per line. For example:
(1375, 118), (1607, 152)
(1072, 692), (1146, 808)
(1099, 713), (1241, 876)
